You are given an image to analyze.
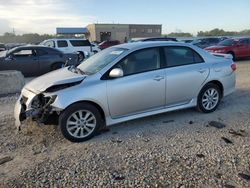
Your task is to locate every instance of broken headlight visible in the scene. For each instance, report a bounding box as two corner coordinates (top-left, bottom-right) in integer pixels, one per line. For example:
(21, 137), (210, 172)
(31, 94), (57, 109)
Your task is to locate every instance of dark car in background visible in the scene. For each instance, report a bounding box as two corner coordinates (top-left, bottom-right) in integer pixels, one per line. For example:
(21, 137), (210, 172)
(0, 46), (78, 77)
(205, 37), (250, 60)
(99, 40), (120, 50)
(191, 37), (220, 49)
(0, 43), (6, 52)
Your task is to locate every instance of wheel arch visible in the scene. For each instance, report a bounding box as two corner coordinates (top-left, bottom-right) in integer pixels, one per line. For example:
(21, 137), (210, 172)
(62, 100), (106, 123)
(204, 80), (224, 97)
(227, 51), (235, 60)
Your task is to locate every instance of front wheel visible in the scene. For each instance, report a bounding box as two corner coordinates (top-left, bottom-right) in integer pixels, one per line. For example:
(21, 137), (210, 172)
(59, 103), (103, 142)
(196, 83), (221, 113)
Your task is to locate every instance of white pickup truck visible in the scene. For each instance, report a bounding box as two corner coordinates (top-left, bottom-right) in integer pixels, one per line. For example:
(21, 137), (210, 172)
(40, 38), (100, 61)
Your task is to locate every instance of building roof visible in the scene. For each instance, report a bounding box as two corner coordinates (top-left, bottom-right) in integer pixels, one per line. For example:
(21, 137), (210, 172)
(56, 27), (89, 34)
(87, 23), (162, 26)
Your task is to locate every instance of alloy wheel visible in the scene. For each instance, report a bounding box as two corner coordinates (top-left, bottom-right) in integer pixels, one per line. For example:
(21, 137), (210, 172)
(66, 110), (96, 138)
(202, 88), (219, 110)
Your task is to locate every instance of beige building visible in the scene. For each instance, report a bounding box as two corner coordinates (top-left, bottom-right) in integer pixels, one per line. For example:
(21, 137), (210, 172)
(86, 24), (162, 42)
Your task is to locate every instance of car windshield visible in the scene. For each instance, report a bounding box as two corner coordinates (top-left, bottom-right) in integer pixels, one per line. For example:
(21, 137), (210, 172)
(218, 39), (235, 46)
(6, 47), (18, 56)
(77, 47), (127, 75)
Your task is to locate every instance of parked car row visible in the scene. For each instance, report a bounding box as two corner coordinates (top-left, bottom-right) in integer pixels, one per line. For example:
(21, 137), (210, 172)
(1, 35), (249, 78)
(0, 46), (79, 76)
(205, 37), (250, 60)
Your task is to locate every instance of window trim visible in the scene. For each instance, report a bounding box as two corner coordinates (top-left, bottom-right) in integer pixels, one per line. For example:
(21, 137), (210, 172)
(162, 46), (205, 68)
(102, 47), (165, 80)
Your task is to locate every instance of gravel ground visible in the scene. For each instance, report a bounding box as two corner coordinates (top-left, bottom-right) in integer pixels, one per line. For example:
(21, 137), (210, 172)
(0, 60), (250, 187)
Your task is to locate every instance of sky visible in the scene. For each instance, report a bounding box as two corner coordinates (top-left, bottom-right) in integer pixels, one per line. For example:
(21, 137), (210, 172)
(0, 0), (249, 35)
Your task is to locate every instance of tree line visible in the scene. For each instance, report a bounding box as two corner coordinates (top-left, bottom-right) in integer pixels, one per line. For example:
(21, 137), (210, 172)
(0, 33), (56, 44)
(164, 28), (250, 38)
(1, 28), (250, 44)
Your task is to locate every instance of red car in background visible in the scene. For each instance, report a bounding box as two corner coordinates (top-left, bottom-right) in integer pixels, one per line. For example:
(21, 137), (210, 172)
(205, 37), (250, 60)
(99, 40), (120, 50)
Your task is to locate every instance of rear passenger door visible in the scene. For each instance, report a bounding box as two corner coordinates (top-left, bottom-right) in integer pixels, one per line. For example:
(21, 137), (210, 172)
(164, 46), (209, 107)
(57, 40), (69, 53)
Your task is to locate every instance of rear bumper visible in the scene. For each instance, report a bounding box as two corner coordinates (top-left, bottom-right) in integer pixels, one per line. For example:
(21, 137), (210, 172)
(221, 72), (236, 97)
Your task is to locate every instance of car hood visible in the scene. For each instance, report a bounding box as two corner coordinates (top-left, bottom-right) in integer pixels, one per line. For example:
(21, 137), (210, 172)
(24, 67), (86, 93)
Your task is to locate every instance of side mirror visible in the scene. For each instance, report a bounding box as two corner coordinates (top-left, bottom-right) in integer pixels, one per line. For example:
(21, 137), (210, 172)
(109, 68), (124, 78)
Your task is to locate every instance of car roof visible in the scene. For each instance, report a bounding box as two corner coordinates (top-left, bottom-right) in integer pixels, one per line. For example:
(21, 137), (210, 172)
(231, 37), (250, 40)
(11, 45), (62, 53)
(113, 41), (193, 50)
(143, 37), (176, 40)
(45, 38), (89, 41)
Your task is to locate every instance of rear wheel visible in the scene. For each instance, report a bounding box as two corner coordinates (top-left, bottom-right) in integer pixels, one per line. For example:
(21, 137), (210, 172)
(197, 83), (221, 113)
(59, 103), (103, 142)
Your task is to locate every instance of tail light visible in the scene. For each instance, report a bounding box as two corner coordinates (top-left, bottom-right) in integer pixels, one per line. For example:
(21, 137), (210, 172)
(231, 63), (236, 71)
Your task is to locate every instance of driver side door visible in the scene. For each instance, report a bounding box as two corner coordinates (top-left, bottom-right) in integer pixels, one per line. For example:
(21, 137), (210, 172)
(8, 48), (39, 76)
(106, 47), (166, 118)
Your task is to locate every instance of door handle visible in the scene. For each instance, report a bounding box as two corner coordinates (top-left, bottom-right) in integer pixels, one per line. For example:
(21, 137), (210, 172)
(197, 69), (206, 73)
(153, 76), (164, 81)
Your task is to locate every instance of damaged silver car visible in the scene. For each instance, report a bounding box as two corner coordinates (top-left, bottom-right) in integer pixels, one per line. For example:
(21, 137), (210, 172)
(14, 42), (236, 142)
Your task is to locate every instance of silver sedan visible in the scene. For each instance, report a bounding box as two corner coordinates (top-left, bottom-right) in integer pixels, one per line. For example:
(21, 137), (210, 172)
(14, 42), (236, 142)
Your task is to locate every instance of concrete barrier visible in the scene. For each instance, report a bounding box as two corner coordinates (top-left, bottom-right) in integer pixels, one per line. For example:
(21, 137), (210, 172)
(0, 71), (25, 95)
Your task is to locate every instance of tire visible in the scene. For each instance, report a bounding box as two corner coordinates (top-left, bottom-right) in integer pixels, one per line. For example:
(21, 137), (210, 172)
(227, 51), (235, 61)
(59, 103), (103, 142)
(51, 62), (64, 71)
(78, 52), (85, 62)
(196, 83), (222, 113)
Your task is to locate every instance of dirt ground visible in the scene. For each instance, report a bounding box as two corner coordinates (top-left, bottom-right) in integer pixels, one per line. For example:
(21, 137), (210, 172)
(0, 60), (250, 187)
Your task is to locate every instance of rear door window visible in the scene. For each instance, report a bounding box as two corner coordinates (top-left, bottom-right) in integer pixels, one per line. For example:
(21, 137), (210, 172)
(164, 46), (204, 67)
(57, 40), (68, 48)
(70, 40), (91, 47)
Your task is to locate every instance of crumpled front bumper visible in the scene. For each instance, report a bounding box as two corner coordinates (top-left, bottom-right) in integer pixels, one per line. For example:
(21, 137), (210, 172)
(14, 96), (22, 130)
(14, 87), (60, 130)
